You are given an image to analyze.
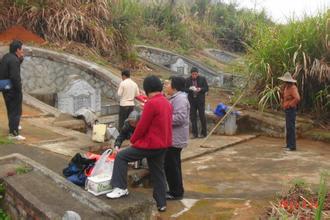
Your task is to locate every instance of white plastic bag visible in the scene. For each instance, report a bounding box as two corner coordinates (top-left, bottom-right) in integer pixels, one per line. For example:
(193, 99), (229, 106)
(90, 149), (114, 177)
(106, 127), (119, 140)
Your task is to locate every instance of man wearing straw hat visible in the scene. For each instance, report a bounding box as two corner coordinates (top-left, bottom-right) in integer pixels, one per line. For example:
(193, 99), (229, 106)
(278, 72), (301, 151)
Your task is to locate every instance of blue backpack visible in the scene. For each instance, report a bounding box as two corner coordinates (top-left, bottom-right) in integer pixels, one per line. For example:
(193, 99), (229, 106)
(214, 103), (228, 117)
(63, 153), (96, 186)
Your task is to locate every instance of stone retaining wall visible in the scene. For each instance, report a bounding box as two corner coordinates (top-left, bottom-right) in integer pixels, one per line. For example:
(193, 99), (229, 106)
(136, 45), (245, 88)
(21, 47), (121, 100)
(0, 46), (121, 101)
(204, 48), (238, 63)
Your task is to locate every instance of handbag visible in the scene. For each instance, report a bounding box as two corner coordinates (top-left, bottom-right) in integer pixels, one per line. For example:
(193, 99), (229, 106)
(0, 79), (12, 91)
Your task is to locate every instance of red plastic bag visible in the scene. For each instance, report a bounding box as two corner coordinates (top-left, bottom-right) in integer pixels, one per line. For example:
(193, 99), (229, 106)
(135, 95), (148, 103)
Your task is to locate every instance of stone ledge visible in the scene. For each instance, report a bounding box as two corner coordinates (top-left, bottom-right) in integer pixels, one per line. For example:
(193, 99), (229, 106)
(0, 154), (154, 220)
(237, 109), (314, 138)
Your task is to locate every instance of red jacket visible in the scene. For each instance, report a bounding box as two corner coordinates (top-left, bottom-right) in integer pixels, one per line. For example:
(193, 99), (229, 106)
(131, 93), (173, 149)
(282, 84), (300, 109)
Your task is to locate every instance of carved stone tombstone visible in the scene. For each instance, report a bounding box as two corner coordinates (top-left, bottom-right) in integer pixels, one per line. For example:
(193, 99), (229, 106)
(170, 58), (189, 75)
(57, 75), (101, 116)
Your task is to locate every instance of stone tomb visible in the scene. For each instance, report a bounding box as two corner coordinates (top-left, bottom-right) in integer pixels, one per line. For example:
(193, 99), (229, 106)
(170, 58), (189, 75)
(57, 75), (101, 116)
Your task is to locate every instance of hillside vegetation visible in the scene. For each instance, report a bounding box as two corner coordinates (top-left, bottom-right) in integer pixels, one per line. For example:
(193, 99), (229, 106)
(0, 0), (328, 117)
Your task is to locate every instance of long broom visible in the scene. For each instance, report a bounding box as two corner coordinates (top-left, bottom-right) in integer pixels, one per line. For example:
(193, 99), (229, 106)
(199, 73), (253, 148)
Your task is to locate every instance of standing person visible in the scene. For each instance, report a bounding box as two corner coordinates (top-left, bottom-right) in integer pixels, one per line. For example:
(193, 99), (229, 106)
(107, 75), (172, 212)
(278, 72), (301, 151)
(0, 40), (25, 140)
(117, 69), (139, 131)
(185, 67), (209, 138)
(164, 76), (190, 200)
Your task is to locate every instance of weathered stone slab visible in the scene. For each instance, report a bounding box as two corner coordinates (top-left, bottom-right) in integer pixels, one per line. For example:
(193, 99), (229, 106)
(0, 154), (154, 220)
(57, 76), (101, 116)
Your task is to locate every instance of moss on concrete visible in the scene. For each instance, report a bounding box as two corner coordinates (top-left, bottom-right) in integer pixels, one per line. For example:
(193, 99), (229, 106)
(304, 129), (330, 143)
(0, 137), (13, 145)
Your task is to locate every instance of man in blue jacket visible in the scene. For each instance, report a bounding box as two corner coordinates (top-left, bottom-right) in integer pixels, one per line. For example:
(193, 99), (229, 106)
(0, 40), (25, 140)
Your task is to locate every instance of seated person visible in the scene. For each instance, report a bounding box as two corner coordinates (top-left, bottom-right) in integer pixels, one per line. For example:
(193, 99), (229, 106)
(114, 110), (140, 150)
(107, 75), (172, 212)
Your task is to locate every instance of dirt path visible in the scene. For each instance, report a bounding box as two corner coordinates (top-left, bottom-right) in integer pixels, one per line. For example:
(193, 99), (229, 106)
(0, 96), (64, 143)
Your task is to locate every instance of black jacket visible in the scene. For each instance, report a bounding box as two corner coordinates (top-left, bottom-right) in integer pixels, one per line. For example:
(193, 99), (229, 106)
(185, 75), (209, 103)
(0, 52), (22, 93)
(114, 120), (135, 148)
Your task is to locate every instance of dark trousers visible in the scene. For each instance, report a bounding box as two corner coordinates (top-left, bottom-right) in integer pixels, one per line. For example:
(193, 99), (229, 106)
(190, 100), (207, 137)
(285, 108), (296, 149)
(118, 106), (134, 132)
(2, 91), (22, 135)
(164, 147), (184, 197)
(111, 147), (167, 207)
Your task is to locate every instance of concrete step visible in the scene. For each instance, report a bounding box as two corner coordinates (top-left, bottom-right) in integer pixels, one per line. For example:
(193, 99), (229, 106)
(0, 154), (154, 220)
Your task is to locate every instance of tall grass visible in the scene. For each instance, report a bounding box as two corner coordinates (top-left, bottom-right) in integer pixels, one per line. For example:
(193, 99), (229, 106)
(247, 12), (329, 113)
(314, 172), (328, 220)
(0, 0), (121, 57)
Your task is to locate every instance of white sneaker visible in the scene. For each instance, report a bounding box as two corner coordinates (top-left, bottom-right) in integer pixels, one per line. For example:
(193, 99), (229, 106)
(8, 134), (26, 141)
(106, 188), (129, 199)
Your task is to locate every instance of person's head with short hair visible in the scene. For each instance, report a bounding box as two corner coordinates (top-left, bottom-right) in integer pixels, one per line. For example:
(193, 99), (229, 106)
(143, 75), (163, 97)
(9, 40), (24, 59)
(127, 110), (140, 127)
(121, 69), (130, 80)
(190, 67), (199, 80)
(165, 76), (186, 96)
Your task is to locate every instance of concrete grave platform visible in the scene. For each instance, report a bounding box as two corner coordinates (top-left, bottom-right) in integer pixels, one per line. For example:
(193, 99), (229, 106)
(237, 109), (314, 137)
(0, 154), (154, 220)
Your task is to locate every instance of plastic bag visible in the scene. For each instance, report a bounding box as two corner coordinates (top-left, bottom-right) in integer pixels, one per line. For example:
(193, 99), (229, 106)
(89, 149), (114, 177)
(92, 124), (107, 142)
(106, 127), (119, 140)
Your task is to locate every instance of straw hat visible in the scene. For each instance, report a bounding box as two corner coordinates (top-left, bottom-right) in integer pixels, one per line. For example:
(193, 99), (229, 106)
(278, 72), (297, 83)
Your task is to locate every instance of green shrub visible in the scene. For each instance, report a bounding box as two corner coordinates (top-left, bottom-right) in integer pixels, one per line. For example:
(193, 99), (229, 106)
(247, 12), (328, 113)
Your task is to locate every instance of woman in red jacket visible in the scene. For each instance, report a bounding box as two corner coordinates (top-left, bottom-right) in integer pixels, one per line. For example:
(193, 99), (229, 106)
(107, 75), (172, 212)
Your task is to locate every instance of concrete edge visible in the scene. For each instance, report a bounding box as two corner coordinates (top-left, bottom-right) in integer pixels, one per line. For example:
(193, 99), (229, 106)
(182, 135), (258, 162)
(3, 177), (62, 219)
(30, 136), (75, 146)
(0, 153), (121, 219)
(203, 48), (240, 62)
(23, 92), (61, 117)
(135, 45), (221, 77)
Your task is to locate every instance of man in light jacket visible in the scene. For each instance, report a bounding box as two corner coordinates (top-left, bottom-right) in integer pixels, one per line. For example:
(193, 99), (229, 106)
(164, 76), (190, 200)
(117, 69), (139, 131)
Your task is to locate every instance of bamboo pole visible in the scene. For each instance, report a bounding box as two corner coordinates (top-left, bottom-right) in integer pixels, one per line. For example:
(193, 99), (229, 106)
(200, 73), (253, 148)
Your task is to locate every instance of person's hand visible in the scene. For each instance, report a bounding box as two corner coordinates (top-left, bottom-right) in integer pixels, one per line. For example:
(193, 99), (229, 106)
(189, 86), (197, 91)
(196, 87), (201, 92)
(114, 146), (119, 153)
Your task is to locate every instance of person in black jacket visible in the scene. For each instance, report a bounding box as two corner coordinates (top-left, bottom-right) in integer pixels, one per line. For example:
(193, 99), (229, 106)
(185, 67), (209, 138)
(0, 40), (25, 140)
(114, 110), (140, 150)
